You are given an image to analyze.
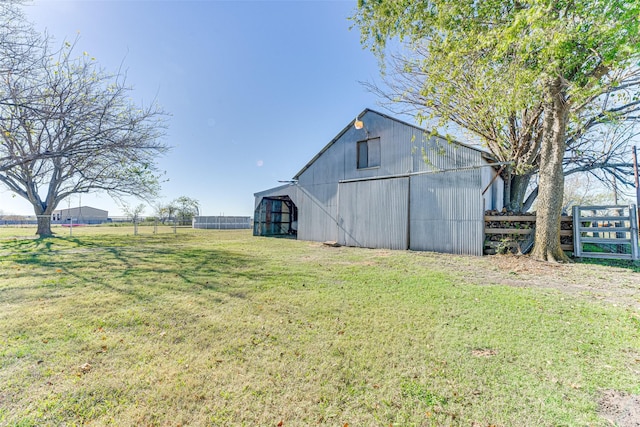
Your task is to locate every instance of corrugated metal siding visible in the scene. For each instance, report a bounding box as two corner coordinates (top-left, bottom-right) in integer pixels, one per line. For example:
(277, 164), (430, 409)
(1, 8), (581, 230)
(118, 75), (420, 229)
(480, 166), (505, 211)
(194, 216), (252, 229)
(338, 178), (409, 250)
(409, 170), (484, 255)
(412, 136), (483, 173)
(297, 183), (338, 242)
(300, 139), (346, 186)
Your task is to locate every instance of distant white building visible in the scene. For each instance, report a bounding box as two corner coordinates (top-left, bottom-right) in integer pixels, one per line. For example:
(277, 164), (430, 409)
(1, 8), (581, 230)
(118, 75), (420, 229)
(52, 206), (109, 224)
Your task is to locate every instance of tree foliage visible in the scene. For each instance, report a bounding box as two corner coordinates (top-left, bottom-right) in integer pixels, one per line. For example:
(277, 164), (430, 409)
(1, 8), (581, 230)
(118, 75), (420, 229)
(365, 50), (640, 212)
(174, 196), (200, 226)
(354, 0), (640, 261)
(0, 2), (168, 237)
(153, 196), (200, 225)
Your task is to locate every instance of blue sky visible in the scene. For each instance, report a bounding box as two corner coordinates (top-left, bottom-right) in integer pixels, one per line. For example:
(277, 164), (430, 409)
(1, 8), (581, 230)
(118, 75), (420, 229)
(1, 0), (392, 217)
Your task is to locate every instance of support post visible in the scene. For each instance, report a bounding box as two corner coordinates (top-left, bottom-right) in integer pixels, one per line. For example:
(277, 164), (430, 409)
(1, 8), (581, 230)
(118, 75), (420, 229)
(633, 146), (639, 230)
(572, 205), (582, 258)
(630, 204), (639, 261)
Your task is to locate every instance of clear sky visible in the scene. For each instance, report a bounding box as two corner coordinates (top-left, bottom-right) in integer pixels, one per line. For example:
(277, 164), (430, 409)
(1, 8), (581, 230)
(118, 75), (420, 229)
(0, 0), (390, 217)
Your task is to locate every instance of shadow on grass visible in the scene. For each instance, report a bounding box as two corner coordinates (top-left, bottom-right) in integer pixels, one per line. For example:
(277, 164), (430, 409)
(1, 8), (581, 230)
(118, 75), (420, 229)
(575, 257), (640, 272)
(2, 234), (308, 303)
(0, 236), (57, 253)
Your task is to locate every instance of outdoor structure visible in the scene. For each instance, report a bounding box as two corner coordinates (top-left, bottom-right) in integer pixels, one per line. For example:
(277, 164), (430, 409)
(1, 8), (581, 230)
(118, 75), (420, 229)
(253, 109), (505, 256)
(51, 206), (109, 225)
(193, 216), (252, 230)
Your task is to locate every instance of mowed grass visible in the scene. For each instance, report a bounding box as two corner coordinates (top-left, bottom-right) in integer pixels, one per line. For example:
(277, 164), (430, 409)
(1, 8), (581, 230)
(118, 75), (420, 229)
(0, 228), (639, 426)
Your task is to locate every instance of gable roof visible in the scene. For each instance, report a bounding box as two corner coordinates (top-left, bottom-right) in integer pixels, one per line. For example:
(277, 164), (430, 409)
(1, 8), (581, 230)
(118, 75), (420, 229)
(292, 108), (492, 180)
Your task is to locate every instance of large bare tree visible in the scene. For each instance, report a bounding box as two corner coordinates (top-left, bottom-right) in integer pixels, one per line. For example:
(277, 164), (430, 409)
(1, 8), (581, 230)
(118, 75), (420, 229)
(0, 4), (168, 237)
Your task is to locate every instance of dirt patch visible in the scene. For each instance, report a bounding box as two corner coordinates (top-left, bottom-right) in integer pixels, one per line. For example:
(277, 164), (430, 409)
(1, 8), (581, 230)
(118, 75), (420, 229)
(423, 253), (640, 309)
(599, 390), (640, 427)
(470, 348), (497, 357)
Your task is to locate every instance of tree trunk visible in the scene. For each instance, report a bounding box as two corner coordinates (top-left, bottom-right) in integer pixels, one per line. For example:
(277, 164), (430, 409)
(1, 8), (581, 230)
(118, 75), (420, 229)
(505, 174), (532, 212)
(503, 166), (512, 210)
(36, 213), (53, 237)
(531, 77), (570, 262)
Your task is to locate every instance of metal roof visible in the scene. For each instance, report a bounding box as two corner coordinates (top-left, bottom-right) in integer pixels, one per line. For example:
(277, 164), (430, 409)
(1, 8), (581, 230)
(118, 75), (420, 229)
(253, 183), (295, 198)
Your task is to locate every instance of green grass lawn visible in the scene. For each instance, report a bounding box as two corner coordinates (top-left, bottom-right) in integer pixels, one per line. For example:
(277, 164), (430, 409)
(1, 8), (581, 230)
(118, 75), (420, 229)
(1, 228), (639, 426)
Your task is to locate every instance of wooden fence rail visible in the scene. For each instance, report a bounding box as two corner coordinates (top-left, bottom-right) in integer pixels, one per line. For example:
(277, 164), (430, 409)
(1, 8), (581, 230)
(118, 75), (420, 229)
(485, 205), (640, 260)
(484, 214), (573, 255)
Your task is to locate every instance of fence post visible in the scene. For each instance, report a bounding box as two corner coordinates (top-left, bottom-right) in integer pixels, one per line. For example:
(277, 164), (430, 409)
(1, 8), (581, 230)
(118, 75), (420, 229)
(630, 204), (639, 261)
(572, 205), (582, 258)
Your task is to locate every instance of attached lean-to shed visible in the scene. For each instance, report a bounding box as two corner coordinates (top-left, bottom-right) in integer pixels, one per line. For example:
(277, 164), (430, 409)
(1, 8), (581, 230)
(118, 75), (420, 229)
(254, 109), (504, 255)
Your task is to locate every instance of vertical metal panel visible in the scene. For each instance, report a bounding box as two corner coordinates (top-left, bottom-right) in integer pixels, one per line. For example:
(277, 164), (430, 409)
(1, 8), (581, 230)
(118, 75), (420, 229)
(297, 183), (339, 243)
(409, 170), (484, 255)
(194, 216), (252, 229)
(337, 178), (409, 250)
(481, 166), (504, 211)
(299, 136), (346, 186)
(412, 135), (483, 173)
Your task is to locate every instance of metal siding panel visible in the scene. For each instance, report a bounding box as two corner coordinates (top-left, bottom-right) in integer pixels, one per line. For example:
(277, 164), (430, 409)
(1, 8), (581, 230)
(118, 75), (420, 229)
(194, 216), (252, 229)
(338, 178), (408, 250)
(479, 163), (505, 212)
(413, 136), (483, 173)
(409, 170), (483, 255)
(296, 183), (338, 243)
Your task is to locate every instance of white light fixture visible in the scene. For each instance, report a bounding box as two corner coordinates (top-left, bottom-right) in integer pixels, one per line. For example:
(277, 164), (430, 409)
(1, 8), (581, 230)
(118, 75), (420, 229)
(354, 117), (364, 130)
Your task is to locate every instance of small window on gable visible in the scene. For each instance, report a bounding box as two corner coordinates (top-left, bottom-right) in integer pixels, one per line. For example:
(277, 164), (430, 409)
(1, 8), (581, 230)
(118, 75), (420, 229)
(356, 137), (380, 169)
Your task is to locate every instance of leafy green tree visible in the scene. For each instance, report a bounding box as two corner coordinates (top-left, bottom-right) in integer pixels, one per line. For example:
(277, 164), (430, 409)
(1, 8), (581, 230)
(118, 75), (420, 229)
(174, 196), (200, 226)
(123, 203), (146, 223)
(153, 201), (177, 224)
(354, 0), (640, 261)
(0, 4), (168, 237)
(365, 49), (640, 212)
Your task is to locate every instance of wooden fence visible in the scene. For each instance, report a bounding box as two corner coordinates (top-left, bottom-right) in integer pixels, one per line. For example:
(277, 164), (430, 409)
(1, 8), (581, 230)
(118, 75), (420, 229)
(485, 205), (640, 260)
(484, 214), (573, 255)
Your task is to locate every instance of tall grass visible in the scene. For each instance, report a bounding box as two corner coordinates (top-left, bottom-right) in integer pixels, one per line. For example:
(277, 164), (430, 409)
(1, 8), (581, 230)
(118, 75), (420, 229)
(0, 228), (638, 426)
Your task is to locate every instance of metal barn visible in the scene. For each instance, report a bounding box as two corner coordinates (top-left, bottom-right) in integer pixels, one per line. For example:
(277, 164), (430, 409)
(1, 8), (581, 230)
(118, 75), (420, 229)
(254, 109), (504, 255)
(193, 216), (252, 230)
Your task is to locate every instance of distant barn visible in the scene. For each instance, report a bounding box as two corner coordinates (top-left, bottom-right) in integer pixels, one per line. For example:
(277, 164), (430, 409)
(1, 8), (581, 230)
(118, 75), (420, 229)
(52, 206), (108, 224)
(193, 216), (252, 230)
(253, 109), (505, 256)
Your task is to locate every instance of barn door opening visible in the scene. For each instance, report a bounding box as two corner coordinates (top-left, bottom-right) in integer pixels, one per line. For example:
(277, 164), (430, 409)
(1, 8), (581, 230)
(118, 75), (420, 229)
(337, 178), (409, 250)
(253, 196), (298, 238)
